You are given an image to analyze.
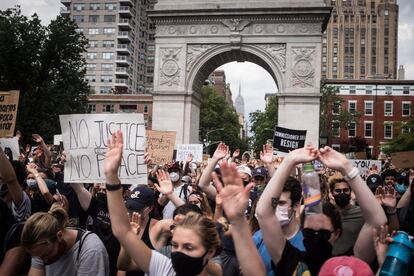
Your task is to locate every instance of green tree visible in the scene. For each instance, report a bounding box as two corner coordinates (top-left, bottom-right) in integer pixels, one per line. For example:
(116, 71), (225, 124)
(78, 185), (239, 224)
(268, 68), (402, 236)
(383, 115), (414, 154)
(199, 85), (246, 155)
(249, 95), (278, 157)
(320, 84), (362, 146)
(0, 7), (89, 143)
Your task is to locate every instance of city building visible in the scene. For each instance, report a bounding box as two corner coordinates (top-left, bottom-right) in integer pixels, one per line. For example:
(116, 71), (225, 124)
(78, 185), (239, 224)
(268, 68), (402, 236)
(235, 83), (247, 139)
(209, 70), (233, 106)
(322, 0), (398, 80)
(88, 94), (153, 128)
(60, 0), (155, 95)
(325, 79), (414, 158)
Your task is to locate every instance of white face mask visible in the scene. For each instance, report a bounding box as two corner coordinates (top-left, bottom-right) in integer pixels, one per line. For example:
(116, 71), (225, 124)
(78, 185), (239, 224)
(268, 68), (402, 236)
(169, 172), (180, 183)
(275, 205), (292, 226)
(26, 179), (37, 188)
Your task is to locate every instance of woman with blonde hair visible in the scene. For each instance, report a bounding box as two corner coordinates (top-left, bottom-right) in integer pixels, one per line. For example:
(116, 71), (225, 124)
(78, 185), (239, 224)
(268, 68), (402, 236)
(21, 206), (109, 276)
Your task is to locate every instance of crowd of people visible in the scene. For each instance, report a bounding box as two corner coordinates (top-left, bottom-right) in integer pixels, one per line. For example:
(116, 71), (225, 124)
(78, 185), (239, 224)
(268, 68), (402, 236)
(0, 130), (413, 275)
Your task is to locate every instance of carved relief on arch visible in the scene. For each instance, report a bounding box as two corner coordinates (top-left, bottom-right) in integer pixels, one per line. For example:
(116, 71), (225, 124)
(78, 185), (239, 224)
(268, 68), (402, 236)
(186, 44), (217, 72)
(256, 44), (286, 73)
(159, 47), (182, 87)
(291, 48), (316, 88)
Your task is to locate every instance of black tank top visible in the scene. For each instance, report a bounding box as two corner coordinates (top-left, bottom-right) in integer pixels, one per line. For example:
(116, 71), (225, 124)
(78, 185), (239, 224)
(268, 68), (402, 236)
(126, 220), (154, 276)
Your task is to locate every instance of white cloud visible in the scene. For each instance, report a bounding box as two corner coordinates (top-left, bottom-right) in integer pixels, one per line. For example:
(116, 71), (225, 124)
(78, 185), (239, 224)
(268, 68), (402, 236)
(0, 0), (60, 25)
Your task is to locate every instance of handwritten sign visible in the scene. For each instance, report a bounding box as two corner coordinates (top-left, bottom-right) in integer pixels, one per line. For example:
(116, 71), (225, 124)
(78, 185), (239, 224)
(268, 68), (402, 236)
(176, 144), (203, 162)
(0, 137), (19, 160)
(351, 159), (382, 178)
(146, 130), (176, 165)
(54, 134), (63, 146)
(59, 114), (147, 184)
(390, 151), (414, 169)
(0, 91), (19, 138)
(273, 126), (307, 153)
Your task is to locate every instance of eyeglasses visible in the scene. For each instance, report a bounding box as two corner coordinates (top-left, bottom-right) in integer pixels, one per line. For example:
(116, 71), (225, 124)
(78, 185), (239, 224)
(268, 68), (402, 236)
(333, 188), (350, 194)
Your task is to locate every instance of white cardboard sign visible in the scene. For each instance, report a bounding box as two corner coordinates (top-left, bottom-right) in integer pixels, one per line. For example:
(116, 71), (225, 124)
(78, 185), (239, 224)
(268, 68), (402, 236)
(176, 144), (203, 162)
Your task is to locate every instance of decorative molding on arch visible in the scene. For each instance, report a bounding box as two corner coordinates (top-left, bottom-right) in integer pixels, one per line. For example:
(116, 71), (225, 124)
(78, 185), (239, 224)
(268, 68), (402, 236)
(291, 47), (316, 88)
(255, 44), (286, 72)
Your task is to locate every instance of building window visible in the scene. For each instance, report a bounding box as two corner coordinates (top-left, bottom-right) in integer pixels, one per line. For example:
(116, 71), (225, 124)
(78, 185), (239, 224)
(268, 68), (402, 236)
(384, 10), (389, 16)
(366, 86), (372, 95)
(105, 3), (117, 10)
(364, 101), (373, 115)
(73, 3), (85, 11)
(88, 40), (99, 48)
(403, 86), (410, 94)
(88, 104), (96, 113)
(333, 56), (338, 63)
(103, 28), (116, 34)
(102, 63), (113, 71)
(101, 75), (113, 83)
(350, 86), (356, 94)
(86, 63), (96, 71)
(73, 15), (84, 23)
(102, 104), (115, 113)
(120, 105), (137, 113)
(90, 3), (100, 10)
(364, 121), (373, 138)
(385, 86), (393, 95)
(402, 102), (411, 116)
(103, 40), (115, 48)
(384, 101), (393, 116)
(104, 15), (116, 22)
(88, 28), (99, 35)
(322, 56), (327, 63)
(348, 122), (356, 138)
(143, 105), (149, 113)
(348, 101), (357, 114)
(86, 52), (97, 59)
(85, 75), (96, 82)
(332, 121), (340, 137)
(384, 123), (393, 139)
(102, 52), (114, 60)
(75, 28), (83, 34)
(100, 86), (112, 94)
(89, 15), (99, 23)
(401, 123), (411, 134)
(331, 144), (340, 152)
(332, 101), (341, 114)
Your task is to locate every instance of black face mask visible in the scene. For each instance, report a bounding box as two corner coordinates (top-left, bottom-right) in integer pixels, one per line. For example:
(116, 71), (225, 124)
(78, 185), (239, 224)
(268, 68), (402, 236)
(333, 193), (351, 208)
(171, 251), (208, 276)
(303, 228), (333, 275)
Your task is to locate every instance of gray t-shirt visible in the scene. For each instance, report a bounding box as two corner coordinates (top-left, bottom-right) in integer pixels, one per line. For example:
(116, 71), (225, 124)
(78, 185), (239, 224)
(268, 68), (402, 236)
(31, 231), (109, 276)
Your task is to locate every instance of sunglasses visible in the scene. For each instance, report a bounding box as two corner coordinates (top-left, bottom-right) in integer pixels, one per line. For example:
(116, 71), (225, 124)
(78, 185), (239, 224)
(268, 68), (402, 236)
(303, 228), (333, 241)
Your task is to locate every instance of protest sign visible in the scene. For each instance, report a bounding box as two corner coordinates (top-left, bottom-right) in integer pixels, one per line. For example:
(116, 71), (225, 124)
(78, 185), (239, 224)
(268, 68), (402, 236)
(273, 126), (307, 153)
(176, 144), (203, 162)
(0, 90), (19, 138)
(350, 159), (382, 178)
(59, 114), (147, 184)
(390, 151), (414, 168)
(0, 137), (19, 160)
(146, 130), (176, 165)
(53, 134), (63, 146)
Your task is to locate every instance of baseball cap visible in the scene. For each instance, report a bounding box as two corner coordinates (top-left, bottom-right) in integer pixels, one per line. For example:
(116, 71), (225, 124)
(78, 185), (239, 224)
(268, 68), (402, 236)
(125, 186), (155, 212)
(366, 174), (383, 192)
(319, 256), (374, 276)
(397, 171), (409, 185)
(181, 175), (192, 184)
(252, 167), (268, 178)
(381, 169), (397, 180)
(237, 165), (252, 177)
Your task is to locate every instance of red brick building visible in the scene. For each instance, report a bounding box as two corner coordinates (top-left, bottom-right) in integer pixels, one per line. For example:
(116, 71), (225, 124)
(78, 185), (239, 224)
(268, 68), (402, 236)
(88, 94), (153, 129)
(325, 79), (414, 158)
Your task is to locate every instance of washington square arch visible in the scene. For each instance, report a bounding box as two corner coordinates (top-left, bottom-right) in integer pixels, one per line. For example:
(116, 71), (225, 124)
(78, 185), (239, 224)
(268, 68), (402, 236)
(149, 0), (331, 145)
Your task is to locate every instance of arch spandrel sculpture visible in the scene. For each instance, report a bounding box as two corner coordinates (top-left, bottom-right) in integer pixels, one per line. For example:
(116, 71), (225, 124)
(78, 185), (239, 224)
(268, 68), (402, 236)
(149, 1), (331, 145)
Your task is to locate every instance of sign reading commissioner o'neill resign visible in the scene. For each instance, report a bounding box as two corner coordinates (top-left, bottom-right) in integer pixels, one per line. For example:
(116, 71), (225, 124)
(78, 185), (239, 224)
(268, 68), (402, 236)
(273, 126), (307, 153)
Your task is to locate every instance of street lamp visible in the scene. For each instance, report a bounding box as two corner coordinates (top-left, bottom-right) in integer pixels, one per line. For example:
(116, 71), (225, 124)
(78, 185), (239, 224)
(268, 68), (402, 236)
(203, 128), (224, 153)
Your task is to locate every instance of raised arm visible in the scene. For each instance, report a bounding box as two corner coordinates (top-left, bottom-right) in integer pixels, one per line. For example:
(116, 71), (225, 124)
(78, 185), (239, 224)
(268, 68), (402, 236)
(32, 134), (52, 167)
(260, 144), (276, 177)
(198, 143), (228, 200)
(155, 170), (185, 208)
(212, 162), (265, 276)
(318, 146), (387, 263)
(256, 145), (318, 264)
(104, 130), (152, 273)
(397, 182), (412, 209)
(0, 148), (23, 206)
(26, 163), (53, 204)
(69, 183), (92, 211)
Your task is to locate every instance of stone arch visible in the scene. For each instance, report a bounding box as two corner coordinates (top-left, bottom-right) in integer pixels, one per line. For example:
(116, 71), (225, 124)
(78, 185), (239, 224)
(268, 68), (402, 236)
(186, 44), (285, 95)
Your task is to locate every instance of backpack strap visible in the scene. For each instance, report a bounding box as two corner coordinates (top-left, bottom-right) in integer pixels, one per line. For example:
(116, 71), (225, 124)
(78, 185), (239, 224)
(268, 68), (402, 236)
(76, 230), (93, 264)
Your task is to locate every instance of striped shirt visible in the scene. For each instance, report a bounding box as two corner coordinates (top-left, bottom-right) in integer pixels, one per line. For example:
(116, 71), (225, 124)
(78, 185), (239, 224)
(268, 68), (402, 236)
(12, 192), (31, 222)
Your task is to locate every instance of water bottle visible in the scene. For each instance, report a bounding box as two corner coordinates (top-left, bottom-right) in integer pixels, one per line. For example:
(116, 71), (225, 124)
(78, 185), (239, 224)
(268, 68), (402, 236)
(379, 231), (414, 276)
(302, 163), (322, 215)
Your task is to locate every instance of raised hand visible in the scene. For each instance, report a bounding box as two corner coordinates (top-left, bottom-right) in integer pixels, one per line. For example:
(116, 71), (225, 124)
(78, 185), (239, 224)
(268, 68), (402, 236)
(232, 149), (240, 158)
(285, 144), (318, 165)
(317, 146), (352, 174)
(260, 144), (274, 164)
(211, 162), (254, 223)
(104, 130), (123, 181)
(130, 212), (141, 235)
(373, 225), (393, 267)
(26, 163), (39, 174)
(144, 152), (152, 165)
(185, 154), (193, 163)
(32, 134), (44, 144)
(154, 170), (174, 195)
(381, 188), (397, 208)
(212, 143), (228, 161)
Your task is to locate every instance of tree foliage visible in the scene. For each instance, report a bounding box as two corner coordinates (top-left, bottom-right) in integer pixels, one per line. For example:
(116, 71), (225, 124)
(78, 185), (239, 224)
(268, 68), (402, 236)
(249, 95), (278, 157)
(199, 85), (247, 155)
(383, 115), (414, 154)
(0, 7), (89, 143)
